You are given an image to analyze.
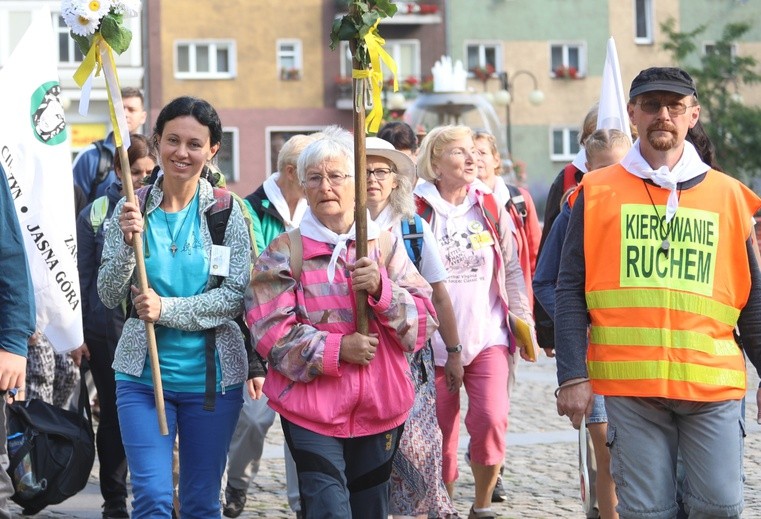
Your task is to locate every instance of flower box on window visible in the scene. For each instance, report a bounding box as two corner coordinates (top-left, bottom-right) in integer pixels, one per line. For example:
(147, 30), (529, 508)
(553, 66), (579, 79)
(280, 68), (301, 81)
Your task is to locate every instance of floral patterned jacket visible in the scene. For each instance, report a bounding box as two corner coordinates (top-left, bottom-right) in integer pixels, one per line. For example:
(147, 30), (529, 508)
(246, 230), (438, 438)
(97, 178), (251, 390)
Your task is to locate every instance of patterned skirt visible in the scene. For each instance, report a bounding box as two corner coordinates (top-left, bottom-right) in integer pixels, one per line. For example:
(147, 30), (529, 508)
(389, 342), (457, 517)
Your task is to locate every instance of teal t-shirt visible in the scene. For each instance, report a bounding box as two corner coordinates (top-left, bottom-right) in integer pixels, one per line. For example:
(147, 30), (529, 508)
(117, 188), (223, 392)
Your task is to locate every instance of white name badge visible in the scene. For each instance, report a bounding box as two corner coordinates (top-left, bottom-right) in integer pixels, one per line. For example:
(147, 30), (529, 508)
(210, 245), (231, 277)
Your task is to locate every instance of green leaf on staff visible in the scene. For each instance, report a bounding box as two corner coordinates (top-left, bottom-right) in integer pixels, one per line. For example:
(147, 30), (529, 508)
(100, 14), (132, 54)
(330, 17), (358, 48)
(359, 12), (380, 37)
(374, 0), (398, 17)
(329, 0), (398, 67)
(70, 32), (92, 57)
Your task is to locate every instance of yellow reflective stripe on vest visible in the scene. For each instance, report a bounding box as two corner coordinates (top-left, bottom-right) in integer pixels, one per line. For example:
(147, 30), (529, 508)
(586, 289), (739, 327)
(588, 360), (745, 388)
(590, 327), (740, 357)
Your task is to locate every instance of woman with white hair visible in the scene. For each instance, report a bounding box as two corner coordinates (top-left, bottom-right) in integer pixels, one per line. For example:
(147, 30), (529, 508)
(365, 136), (460, 518)
(245, 127), (438, 519)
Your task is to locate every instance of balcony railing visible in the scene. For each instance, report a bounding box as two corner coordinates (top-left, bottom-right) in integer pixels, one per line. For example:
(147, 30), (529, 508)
(334, 0), (442, 24)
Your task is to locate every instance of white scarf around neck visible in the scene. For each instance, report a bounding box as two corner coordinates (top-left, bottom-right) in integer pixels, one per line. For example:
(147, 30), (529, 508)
(299, 208), (380, 283)
(621, 140), (710, 222)
(263, 172), (307, 230)
(372, 204), (400, 232)
(414, 180), (479, 219)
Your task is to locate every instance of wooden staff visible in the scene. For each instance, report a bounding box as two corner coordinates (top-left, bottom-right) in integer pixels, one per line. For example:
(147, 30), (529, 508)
(117, 143), (168, 435)
(350, 37), (369, 335)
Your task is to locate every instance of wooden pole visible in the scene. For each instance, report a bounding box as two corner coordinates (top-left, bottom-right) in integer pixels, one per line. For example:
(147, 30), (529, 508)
(350, 38), (369, 335)
(117, 144), (168, 436)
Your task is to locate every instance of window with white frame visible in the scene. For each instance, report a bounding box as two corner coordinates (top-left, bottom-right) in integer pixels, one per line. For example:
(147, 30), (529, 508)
(54, 14), (83, 64)
(550, 42), (585, 78)
(465, 42), (501, 75)
(277, 39), (302, 80)
(550, 127), (581, 161)
(339, 40), (420, 81)
(175, 41), (236, 79)
(634, 0), (653, 44)
(703, 41), (738, 60)
(215, 128), (239, 184)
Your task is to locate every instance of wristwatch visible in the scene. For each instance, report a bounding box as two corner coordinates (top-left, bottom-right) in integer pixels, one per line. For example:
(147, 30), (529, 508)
(445, 344), (462, 353)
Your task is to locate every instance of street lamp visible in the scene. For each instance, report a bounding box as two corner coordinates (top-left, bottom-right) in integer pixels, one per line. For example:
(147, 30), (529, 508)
(492, 70), (544, 160)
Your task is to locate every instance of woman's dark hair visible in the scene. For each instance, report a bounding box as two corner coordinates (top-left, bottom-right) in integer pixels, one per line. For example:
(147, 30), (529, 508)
(686, 120), (721, 172)
(114, 134), (155, 173)
(153, 96), (223, 150)
(378, 121), (418, 154)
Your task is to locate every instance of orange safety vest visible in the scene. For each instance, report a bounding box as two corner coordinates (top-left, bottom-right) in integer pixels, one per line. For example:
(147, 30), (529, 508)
(578, 165), (761, 402)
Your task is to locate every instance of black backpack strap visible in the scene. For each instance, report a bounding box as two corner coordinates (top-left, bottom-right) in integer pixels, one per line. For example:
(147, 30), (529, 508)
(505, 184), (528, 225)
(88, 140), (114, 203)
(207, 190), (267, 384)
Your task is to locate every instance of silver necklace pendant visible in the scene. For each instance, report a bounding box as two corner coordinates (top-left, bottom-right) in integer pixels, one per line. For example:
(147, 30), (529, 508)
(170, 243), (178, 256)
(661, 239), (670, 251)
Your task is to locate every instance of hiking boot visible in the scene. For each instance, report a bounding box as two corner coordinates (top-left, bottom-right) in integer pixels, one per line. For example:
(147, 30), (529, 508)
(491, 469), (507, 503)
(102, 500), (129, 519)
(223, 485), (247, 518)
(467, 505), (496, 519)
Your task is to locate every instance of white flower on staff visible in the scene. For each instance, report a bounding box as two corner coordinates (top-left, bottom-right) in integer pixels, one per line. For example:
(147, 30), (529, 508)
(80, 0), (113, 20)
(61, 7), (99, 36)
(111, 0), (141, 17)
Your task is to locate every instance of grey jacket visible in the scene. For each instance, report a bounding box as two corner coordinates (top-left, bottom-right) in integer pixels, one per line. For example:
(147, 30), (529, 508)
(97, 178), (251, 390)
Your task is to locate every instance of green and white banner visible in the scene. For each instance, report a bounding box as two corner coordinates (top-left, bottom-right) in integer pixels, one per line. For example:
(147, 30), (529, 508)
(0, 8), (83, 352)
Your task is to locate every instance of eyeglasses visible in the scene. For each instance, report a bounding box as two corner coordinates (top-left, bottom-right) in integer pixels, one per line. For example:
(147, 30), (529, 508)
(303, 172), (352, 188)
(446, 147), (478, 159)
(637, 99), (697, 116)
(366, 168), (395, 180)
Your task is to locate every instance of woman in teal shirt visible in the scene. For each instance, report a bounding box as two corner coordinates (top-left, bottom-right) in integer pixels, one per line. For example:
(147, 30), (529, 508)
(98, 96), (252, 518)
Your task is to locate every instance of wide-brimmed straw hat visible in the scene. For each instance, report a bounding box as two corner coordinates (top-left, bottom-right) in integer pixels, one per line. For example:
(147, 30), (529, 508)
(365, 136), (417, 185)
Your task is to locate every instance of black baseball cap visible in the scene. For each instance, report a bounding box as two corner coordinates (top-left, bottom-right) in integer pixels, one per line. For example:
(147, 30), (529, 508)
(629, 67), (698, 100)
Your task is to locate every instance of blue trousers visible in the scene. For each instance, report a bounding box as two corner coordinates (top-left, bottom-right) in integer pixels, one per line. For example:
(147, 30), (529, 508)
(117, 381), (242, 519)
(282, 417), (403, 519)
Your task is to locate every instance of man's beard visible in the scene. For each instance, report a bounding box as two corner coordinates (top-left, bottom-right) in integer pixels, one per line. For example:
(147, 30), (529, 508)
(646, 124), (678, 151)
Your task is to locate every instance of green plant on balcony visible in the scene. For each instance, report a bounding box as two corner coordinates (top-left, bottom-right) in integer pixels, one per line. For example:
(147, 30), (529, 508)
(419, 74), (434, 93)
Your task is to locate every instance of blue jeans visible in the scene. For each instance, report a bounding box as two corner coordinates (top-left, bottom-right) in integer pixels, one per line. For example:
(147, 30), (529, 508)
(117, 381), (242, 519)
(282, 418), (403, 519)
(587, 394), (608, 424)
(606, 397), (744, 519)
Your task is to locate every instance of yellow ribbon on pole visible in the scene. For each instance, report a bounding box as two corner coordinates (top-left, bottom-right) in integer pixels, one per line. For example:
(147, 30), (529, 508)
(351, 20), (399, 134)
(73, 35), (128, 149)
(72, 34), (103, 89)
(98, 40), (128, 149)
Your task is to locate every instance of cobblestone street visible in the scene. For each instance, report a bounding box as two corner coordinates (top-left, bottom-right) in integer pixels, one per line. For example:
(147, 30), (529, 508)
(13, 356), (761, 518)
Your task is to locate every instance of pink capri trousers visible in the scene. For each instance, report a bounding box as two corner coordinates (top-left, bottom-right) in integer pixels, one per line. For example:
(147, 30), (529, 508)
(435, 345), (510, 483)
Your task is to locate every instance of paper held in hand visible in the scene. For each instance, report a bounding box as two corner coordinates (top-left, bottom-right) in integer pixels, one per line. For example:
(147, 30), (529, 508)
(508, 311), (536, 361)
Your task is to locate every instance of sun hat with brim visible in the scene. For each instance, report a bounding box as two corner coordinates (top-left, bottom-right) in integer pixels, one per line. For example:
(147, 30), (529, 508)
(365, 136), (417, 185)
(629, 67), (698, 100)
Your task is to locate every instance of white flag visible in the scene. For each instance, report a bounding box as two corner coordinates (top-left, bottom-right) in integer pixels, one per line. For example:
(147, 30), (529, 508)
(0, 8), (83, 353)
(597, 37), (632, 141)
